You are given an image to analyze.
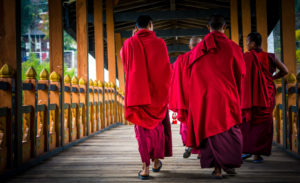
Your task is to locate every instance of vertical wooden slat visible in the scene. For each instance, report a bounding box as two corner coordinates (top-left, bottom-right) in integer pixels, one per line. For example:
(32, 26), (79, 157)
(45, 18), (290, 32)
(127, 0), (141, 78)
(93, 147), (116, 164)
(49, 0), (64, 146)
(94, 0), (104, 82)
(115, 33), (125, 90)
(106, 0), (116, 84)
(256, 0), (268, 51)
(241, 0), (251, 51)
(281, 0), (296, 74)
(230, 0), (239, 44)
(76, 0), (90, 135)
(0, 0), (22, 167)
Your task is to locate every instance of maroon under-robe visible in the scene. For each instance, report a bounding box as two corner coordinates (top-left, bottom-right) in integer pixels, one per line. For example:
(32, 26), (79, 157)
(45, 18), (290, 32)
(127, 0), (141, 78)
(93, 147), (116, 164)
(241, 49), (276, 156)
(121, 29), (173, 166)
(180, 123), (201, 154)
(186, 31), (245, 168)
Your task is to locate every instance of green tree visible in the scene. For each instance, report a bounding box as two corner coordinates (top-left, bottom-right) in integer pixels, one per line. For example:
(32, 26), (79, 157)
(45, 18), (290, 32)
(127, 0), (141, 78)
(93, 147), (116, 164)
(22, 52), (49, 81)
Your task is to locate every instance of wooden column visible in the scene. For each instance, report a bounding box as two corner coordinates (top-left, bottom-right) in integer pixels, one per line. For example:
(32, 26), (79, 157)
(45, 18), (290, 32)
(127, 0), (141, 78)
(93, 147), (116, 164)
(76, 0), (90, 135)
(281, 0), (296, 74)
(106, 0), (116, 84)
(115, 33), (125, 90)
(256, 0), (268, 51)
(241, 0), (251, 51)
(0, 0), (22, 167)
(49, 0), (64, 146)
(94, 0), (104, 82)
(230, 0), (239, 44)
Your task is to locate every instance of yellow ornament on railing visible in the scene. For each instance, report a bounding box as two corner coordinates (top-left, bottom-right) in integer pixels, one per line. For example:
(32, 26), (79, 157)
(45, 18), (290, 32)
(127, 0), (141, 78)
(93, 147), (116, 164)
(98, 80), (103, 87)
(274, 78), (282, 84)
(79, 77), (86, 85)
(104, 82), (109, 87)
(49, 71), (60, 82)
(286, 73), (297, 84)
(0, 64), (14, 78)
(64, 74), (71, 84)
(93, 80), (98, 87)
(39, 68), (49, 80)
(89, 79), (94, 86)
(71, 76), (78, 85)
(25, 66), (37, 79)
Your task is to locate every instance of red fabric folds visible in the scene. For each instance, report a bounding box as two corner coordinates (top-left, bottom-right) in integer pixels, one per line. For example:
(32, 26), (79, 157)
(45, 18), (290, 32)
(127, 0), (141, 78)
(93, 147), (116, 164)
(121, 29), (172, 129)
(186, 31), (246, 148)
(169, 52), (191, 123)
(241, 50), (275, 124)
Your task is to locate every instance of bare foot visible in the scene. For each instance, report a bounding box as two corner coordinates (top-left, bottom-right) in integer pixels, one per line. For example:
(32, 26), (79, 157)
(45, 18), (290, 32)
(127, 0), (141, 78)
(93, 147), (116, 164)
(139, 163), (149, 176)
(153, 159), (161, 169)
(212, 167), (223, 179)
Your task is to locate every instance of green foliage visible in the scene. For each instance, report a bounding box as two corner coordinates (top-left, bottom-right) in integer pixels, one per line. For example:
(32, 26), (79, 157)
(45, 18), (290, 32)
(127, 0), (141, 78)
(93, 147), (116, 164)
(64, 65), (76, 78)
(22, 52), (49, 81)
(64, 31), (77, 51)
(296, 29), (300, 41)
(297, 49), (300, 63)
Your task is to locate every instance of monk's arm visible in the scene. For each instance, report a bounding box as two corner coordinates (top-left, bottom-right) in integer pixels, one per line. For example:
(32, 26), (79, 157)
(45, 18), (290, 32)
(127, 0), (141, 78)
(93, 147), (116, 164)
(272, 55), (289, 80)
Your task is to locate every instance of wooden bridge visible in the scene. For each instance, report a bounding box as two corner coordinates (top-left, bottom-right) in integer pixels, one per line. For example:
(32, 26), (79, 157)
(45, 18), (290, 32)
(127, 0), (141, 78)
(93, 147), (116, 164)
(3, 125), (300, 183)
(0, 0), (300, 182)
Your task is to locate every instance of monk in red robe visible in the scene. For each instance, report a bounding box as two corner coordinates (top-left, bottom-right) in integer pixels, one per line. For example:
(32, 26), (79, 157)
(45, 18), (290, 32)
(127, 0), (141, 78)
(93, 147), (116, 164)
(169, 36), (201, 159)
(241, 32), (288, 163)
(186, 15), (246, 179)
(121, 15), (172, 180)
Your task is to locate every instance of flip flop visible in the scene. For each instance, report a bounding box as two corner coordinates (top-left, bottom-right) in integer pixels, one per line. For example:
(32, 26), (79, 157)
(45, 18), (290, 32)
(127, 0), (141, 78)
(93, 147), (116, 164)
(242, 154), (252, 160)
(211, 171), (223, 179)
(183, 148), (192, 158)
(253, 156), (264, 163)
(152, 160), (162, 172)
(223, 168), (237, 175)
(138, 170), (149, 180)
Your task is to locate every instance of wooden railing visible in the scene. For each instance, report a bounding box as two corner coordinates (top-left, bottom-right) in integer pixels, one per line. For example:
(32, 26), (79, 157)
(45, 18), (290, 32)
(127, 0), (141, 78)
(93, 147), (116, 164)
(274, 73), (300, 157)
(0, 64), (126, 175)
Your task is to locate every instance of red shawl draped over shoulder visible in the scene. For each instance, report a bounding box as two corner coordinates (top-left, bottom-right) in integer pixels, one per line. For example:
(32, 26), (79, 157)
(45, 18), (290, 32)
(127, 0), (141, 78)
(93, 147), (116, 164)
(186, 31), (246, 148)
(169, 52), (191, 123)
(241, 50), (275, 123)
(121, 29), (172, 129)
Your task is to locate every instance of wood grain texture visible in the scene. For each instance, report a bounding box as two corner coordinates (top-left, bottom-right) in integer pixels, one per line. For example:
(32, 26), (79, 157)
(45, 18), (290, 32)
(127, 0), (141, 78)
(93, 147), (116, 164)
(241, 0), (251, 52)
(94, 0), (104, 82)
(106, 0), (116, 84)
(256, 0), (268, 51)
(6, 125), (300, 183)
(230, 0), (239, 45)
(281, 0), (296, 74)
(115, 33), (125, 90)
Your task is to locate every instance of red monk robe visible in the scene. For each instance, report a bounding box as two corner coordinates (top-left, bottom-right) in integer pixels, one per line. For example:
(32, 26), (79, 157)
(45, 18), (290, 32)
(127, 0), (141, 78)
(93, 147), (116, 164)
(121, 29), (173, 168)
(169, 51), (200, 155)
(241, 49), (276, 157)
(186, 31), (245, 170)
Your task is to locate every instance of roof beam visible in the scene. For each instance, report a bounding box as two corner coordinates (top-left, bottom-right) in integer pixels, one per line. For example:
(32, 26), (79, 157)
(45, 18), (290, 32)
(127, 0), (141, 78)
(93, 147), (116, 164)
(113, 9), (229, 22)
(119, 28), (209, 38)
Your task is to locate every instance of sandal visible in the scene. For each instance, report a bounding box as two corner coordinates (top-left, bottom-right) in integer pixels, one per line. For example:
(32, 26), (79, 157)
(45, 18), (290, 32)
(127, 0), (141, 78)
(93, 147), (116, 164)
(211, 170), (223, 179)
(138, 170), (149, 180)
(152, 160), (162, 172)
(253, 156), (264, 163)
(242, 154), (252, 160)
(223, 168), (237, 175)
(183, 147), (192, 158)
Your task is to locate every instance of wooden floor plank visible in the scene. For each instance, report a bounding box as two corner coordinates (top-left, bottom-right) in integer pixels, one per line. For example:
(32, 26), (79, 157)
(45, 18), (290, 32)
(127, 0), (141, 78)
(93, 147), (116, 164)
(5, 125), (300, 183)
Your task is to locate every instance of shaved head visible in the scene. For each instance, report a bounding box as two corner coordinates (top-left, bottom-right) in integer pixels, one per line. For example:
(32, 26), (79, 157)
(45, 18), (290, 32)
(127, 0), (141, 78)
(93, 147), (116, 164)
(189, 36), (202, 49)
(208, 15), (226, 32)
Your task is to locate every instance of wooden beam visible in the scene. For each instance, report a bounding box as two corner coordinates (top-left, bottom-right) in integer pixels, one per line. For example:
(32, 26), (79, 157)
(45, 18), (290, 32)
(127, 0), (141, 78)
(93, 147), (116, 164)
(281, 0), (296, 74)
(49, 0), (65, 146)
(0, 0), (22, 167)
(113, 0), (119, 6)
(170, 0), (176, 10)
(241, 0), (251, 51)
(167, 44), (189, 53)
(77, 0), (88, 80)
(230, 0), (239, 44)
(106, 0), (116, 84)
(115, 33), (125, 90)
(256, 0), (268, 51)
(113, 9), (229, 22)
(94, 0), (104, 82)
(119, 28), (209, 38)
(49, 0), (64, 77)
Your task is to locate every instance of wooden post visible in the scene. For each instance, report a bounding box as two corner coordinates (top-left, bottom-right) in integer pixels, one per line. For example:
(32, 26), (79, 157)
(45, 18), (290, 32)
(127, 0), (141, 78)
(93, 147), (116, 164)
(76, 0), (90, 135)
(230, 0), (239, 44)
(115, 33), (125, 90)
(256, 0), (268, 51)
(0, 0), (22, 167)
(281, 0), (296, 74)
(94, 0), (104, 82)
(106, 0), (116, 85)
(49, 0), (64, 146)
(241, 0), (251, 52)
